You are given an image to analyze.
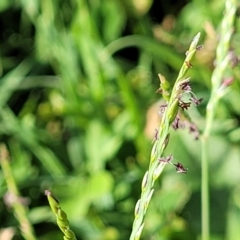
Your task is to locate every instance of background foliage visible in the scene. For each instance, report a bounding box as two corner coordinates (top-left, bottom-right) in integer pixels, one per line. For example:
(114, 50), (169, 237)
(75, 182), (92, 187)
(0, 0), (240, 239)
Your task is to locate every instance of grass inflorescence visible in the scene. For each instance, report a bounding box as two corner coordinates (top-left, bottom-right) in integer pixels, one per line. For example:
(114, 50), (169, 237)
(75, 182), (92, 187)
(130, 33), (202, 240)
(45, 190), (77, 240)
(201, 0), (237, 239)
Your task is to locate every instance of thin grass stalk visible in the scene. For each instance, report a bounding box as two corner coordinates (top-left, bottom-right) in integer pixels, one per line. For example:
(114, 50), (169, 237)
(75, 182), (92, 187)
(130, 33), (201, 240)
(0, 144), (37, 240)
(45, 190), (77, 240)
(201, 1), (237, 239)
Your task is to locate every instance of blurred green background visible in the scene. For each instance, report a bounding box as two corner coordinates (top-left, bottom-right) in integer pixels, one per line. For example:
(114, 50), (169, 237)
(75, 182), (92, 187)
(0, 0), (240, 239)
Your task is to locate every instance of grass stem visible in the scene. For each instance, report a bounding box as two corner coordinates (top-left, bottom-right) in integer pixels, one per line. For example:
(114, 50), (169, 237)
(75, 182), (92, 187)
(0, 144), (37, 240)
(201, 0), (237, 239)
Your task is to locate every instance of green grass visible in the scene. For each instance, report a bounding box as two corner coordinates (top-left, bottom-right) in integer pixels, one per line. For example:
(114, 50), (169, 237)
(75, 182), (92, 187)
(0, 0), (240, 239)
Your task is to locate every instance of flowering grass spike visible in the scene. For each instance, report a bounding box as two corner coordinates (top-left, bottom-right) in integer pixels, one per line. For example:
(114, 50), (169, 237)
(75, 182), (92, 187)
(130, 33), (202, 240)
(45, 190), (77, 240)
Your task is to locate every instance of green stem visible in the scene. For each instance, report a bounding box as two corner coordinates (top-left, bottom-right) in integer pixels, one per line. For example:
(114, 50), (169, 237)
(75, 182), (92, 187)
(201, 0), (236, 239)
(201, 135), (209, 240)
(0, 144), (37, 240)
